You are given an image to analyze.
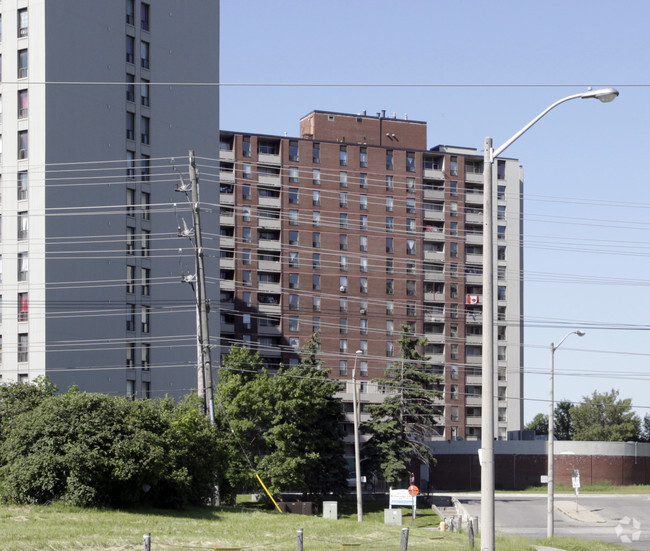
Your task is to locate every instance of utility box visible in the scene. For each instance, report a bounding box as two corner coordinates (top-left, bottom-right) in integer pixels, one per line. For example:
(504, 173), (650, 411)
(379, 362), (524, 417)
(322, 501), (337, 520)
(384, 508), (402, 525)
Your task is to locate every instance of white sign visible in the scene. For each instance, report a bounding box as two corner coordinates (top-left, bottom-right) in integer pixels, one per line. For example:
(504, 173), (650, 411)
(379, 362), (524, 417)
(390, 488), (416, 507)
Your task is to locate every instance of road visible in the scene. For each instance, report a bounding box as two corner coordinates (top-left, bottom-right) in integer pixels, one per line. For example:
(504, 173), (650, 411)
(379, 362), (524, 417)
(453, 493), (650, 550)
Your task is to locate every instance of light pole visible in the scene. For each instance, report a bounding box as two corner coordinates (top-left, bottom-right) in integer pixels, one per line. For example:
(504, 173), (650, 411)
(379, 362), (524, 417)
(548, 329), (585, 538)
(480, 87), (617, 551)
(352, 349), (364, 522)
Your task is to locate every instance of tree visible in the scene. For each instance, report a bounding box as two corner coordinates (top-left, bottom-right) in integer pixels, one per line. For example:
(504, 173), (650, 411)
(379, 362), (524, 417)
(361, 326), (442, 486)
(570, 389), (640, 442)
(215, 339), (347, 501)
(639, 413), (650, 443)
(525, 413), (548, 436)
(554, 400), (574, 440)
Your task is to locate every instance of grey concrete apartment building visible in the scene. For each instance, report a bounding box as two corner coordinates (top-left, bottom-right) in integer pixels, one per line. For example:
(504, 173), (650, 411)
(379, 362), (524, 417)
(0, 1), (220, 398)
(219, 110), (524, 446)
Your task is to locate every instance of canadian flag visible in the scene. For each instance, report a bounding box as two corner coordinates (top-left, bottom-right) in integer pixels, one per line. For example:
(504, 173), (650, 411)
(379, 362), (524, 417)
(466, 294), (479, 305)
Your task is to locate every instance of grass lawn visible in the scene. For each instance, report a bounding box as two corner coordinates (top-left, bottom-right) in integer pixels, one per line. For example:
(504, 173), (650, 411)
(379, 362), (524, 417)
(0, 497), (631, 550)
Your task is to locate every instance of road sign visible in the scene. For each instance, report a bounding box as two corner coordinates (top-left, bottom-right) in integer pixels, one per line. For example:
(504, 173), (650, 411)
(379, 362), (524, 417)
(408, 485), (419, 497)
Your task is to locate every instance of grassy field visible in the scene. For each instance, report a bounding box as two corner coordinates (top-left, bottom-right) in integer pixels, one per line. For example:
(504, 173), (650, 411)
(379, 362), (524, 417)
(0, 498), (631, 550)
(518, 482), (650, 494)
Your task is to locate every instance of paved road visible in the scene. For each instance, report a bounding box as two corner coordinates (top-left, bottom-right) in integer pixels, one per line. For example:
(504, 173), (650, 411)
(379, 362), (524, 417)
(453, 493), (650, 550)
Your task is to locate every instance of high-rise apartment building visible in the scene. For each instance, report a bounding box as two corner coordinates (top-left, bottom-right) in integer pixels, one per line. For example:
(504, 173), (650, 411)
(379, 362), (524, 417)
(0, 1), (220, 398)
(219, 110), (523, 442)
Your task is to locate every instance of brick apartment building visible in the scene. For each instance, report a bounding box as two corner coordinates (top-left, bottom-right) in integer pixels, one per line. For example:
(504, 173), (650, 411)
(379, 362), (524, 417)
(218, 110), (523, 454)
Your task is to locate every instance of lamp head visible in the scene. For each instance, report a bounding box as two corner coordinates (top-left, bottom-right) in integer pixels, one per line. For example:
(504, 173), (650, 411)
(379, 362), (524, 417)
(575, 330), (586, 337)
(581, 87), (619, 103)
(355, 350), (363, 355)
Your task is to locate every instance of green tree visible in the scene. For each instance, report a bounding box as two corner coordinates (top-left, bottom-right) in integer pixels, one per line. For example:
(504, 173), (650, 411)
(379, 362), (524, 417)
(554, 400), (574, 440)
(361, 326), (442, 486)
(570, 389), (640, 441)
(525, 413), (548, 436)
(216, 339), (347, 501)
(639, 413), (650, 443)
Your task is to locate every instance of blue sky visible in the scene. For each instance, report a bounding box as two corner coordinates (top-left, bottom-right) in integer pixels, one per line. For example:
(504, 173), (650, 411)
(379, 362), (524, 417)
(220, 0), (650, 423)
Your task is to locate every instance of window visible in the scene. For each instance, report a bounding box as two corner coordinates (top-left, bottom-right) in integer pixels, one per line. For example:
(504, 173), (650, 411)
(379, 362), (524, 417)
(127, 188), (135, 216)
(289, 251), (299, 267)
(141, 306), (150, 333)
(18, 130), (28, 159)
(340, 145), (347, 166)
(339, 171), (348, 187)
(289, 294), (299, 310)
(359, 318), (368, 335)
(450, 242), (458, 258)
(498, 286), (506, 300)
(340, 256), (348, 271)
(289, 316), (299, 332)
(450, 156), (458, 176)
(17, 333), (28, 363)
(126, 36), (135, 63)
(359, 173), (368, 189)
(126, 150), (135, 179)
(141, 229), (150, 256)
(242, 136), (251, 157)
(141, 79), (150, 106)
(404, 239), (415, 256)
(18, 252), (28, 281)
(312, 232), (320, 248)
(497, 160), (506, 179)
(450, 221), (458, 236)
(126, 265), (135, 293)
(386, 279), (394, 295)
(406, 280), (416, 296)
(386, 150), (393, 170)
(339, 213), (348, 228)
(339, 360), (348, 376)
(126, 0), (135, 25)
(288, 230), (298, 245)
(312, 253), (321, 269)
(17, 171), (27, 200)
(126, 112), (135, 140)
(141, 267), (150, 296)
(126, 342), (135, 369)
(386, 320), (394, 336)
(242, 270), (251, 287)
(386, 237), (393, 254)
(141, 3), (150, 30)
(360, 257), (368, 273)
(359, 235), (368, 252)
(339, 276), (348, 292)
(360, 340), (368, 355)
(288, 209), (298, 225)
(498, 226), (506, 240)
(126, 304), (136, 331)
(340, 234), (348, 251)
(406, 198), (416, 214)
(386, 217), (394, 232)
(312, 143), (320, 164)
(312, 317), (321, 332)
(359, 360), (368, 376)
(339, 192), (348, 208)
(141, 116), (150, 144)
(339, 339), (348, 354)
(386, 258), (394, 274)
(242, 184), (251, 200)
(289, 166), (299, 183)
(360, 215), (368, 230)
(125, 74), (136, 102)
(407, 218), (416, 233)
(312, 169), (321, 185)
(242, 227), (251, 244)
(141, 344), (151, 370)
(141, 191), (150, 219)
(140, 41), (150, 68)
(17, 211), (28, 240)
(313, 296), (321, 312)
(18, 8), (28, 37)
(359, 194), (367, 210)
(406, 177), (416, 193)
(406, 151), (416, 172)
(386, 175), (394, 190)
(339, 318), (348, 334)
(498, 184), (506, 200)
(497, 205), (506, 220)
(498, 246), (506, 260)
(360, 277), (368, 294)
(386, 341), (394, 357)
(18, 293), (28, 322)
(386, 300), (394, 315)
(340, 298), (348, 313)
(17, 89), (28, 119)
(360, 147), (367, 168)
(312, 274), (321, 291)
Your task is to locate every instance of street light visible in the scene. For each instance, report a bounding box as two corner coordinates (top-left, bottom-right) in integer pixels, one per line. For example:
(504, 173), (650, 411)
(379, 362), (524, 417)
(352, 349), (364, 522)
(480, 88), (617, 551)
(548, 330), (585, 538)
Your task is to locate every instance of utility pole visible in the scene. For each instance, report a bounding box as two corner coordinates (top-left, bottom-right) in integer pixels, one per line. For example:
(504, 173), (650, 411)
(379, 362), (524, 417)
(189, 150), (215, 425)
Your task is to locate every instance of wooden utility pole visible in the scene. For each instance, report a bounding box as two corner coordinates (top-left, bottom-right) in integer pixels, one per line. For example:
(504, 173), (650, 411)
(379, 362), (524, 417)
(189, 150), (215, 424)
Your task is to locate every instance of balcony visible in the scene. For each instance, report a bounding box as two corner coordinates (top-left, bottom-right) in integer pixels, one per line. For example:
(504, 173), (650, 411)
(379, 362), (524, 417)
(424, 207), (444, 222)
(465, 171), (483, 184)
(466, 311), (482, 324)
(424, 270), (445, 282)
(259, 173), (281, 187)
(466, 374), (482, 386)
(219, 279), (235, 291)
(220, 236), (234, 249)
(465, 211), (483, 224)
(424, 331), (445, 344)
(466, 332), (483, 345)
(424, 187), (445, 201)
(258, 152), (280, 165)
(220, 193), (235, 206)
(220, 257), (234, 270)
(423, 167), (444, 180)
(465, 190), (484, 205)
(465, 415), (482, 426)
(258, 196), (281, 209)
(424, 250), (445, 262)
(220, 214), (235, 226)
(257, 238), (281, 251)
(258, 260), (281, 272)
(424, 310), (445, 323)
(466, 252), (483, 264)
(258, 303), (281, 315)
(424, 291), (445, 302)
(424, 227), (445, 242)
(466, 354), (482, 364)
(219, 149), (234, 162)
(258, 282), (281, 294)
(258, 218), (281, 231)
(465, 232), (483, 246)
(219, 169), (235, 183)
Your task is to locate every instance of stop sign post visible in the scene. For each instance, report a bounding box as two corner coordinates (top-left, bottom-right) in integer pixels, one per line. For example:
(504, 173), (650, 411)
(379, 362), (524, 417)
(408, 484), (419, 527)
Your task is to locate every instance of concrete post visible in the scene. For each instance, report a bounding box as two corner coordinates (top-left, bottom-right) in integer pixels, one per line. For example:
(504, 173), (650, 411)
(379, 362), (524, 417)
(296, 528), (303, 551)
(143, 533), (151, 551)
(400, 526), (409, 551)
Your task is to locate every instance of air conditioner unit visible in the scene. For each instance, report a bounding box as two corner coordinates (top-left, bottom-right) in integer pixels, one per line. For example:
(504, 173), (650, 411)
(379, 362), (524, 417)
(340, 286), (347, 292)
(360, 308), (367, 315)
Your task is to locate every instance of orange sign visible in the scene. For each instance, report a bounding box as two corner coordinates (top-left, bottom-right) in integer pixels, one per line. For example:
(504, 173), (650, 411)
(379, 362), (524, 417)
(408, 484), (419, 497)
